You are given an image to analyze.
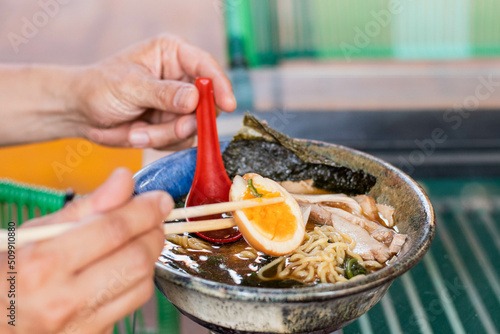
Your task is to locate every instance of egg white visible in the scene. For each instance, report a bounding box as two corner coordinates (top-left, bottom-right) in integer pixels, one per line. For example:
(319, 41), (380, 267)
(229, 173), (305, 256)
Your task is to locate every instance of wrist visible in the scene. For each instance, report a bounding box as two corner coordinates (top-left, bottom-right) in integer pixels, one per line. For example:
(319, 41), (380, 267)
(40, 65), (86, 137)
(0, 64), (85, 145)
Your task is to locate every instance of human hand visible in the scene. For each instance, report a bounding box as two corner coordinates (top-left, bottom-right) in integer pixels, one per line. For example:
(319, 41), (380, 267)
(0, 168), (172, 334)
(72, 34), (236, 150)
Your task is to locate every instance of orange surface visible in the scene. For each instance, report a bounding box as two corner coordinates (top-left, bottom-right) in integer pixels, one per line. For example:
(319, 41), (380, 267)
(0, 139), (142, 194)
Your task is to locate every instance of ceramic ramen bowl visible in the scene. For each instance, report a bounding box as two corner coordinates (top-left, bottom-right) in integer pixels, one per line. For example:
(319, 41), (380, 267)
(134, 140), (435, 334)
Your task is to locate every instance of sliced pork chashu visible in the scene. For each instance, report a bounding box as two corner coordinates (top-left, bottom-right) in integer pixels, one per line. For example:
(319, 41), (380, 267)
(295, 193), (406, 263)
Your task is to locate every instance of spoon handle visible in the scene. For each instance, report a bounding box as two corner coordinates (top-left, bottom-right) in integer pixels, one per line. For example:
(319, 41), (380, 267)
(192, 78), (228, 200)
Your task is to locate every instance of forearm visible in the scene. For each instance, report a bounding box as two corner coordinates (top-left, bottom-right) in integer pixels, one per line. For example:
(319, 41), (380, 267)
(0, 64), (82, 146)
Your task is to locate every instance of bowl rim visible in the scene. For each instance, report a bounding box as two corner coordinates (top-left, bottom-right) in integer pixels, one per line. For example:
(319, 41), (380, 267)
(140, 139), (435, 302)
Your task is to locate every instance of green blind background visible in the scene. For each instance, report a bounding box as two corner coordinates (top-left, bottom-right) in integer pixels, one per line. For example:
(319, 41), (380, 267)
(226, 0), (500, 67)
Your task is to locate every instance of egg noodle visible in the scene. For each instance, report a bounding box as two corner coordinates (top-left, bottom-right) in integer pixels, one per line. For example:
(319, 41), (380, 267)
(167, 225), (383, 284)
(166, 234), (212, 252)
(258, 225), (374, 284)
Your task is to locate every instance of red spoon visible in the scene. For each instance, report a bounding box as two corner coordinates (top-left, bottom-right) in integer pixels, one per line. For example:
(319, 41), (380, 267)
(185, 78), (242, 243)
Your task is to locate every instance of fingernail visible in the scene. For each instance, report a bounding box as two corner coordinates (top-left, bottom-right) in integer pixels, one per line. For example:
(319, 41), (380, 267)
(160, 193), (173, 217)
(174, 86), (195, 109)
(180, 117), (197, 138)
(103, 168), (131, 189)
(230, 94), (237, 109)
(129, 130), (150, 148)
(111, 167), (130, 178)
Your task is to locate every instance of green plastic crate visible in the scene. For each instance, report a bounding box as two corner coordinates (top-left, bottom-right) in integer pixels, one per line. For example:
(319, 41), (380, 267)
(0, 179), (67, 227)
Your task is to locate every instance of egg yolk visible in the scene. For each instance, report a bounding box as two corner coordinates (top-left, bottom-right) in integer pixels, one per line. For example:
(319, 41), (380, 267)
(241, 184), (298, 242)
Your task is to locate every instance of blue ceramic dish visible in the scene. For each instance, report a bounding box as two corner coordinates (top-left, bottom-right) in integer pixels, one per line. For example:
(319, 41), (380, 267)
(134, 140), (435, 334)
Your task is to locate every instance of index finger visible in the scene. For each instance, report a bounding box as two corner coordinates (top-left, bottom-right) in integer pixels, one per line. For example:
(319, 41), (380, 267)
(177, 42), (237, 112)
(33, 191), (172, 274)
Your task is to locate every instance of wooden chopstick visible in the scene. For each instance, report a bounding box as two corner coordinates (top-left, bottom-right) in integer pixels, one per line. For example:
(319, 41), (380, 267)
(0, 222), (76, 251)
(163, 218), (236, 234)
(166, 197), (284, 221)
(0, 197), (283, 251)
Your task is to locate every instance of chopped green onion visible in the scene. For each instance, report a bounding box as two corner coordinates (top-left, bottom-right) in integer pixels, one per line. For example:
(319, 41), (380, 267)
(343, 256), (367, 279)
(247, 179), (263, 198)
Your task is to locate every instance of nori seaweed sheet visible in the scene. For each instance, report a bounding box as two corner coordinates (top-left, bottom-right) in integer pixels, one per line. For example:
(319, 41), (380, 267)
(221, 113), (376, 195)
(223, 139), (376, 195)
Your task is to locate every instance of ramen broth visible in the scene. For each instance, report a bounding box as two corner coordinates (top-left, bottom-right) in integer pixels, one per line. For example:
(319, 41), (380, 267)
(160, 234), (279, 287)
(160, 190), (406, 288)
(160, 222), (364, 288)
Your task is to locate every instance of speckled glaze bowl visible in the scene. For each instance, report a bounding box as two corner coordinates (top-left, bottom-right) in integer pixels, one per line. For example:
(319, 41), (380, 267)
(134, 140), (435, 334)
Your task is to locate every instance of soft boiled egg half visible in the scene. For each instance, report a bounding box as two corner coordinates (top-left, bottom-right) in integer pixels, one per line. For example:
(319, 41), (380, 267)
(229, 173), (305, 256)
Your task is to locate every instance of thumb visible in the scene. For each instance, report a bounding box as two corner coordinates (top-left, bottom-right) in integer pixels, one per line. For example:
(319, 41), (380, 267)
(132, 79), (199, 113)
